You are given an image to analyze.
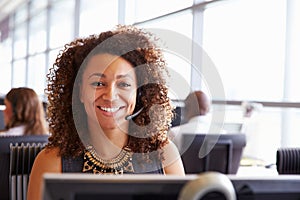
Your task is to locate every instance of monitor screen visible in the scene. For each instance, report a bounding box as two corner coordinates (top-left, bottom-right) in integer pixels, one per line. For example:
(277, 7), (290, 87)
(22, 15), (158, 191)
(181, 133), (246, 174)
(0, 110), (5, 131)
(42, 173), (300, 200)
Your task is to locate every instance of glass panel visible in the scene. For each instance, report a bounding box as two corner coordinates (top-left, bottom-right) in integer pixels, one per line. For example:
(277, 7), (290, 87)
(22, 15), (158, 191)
(216, 102), (300, 165)
(49, 0), (75, 48)
(28, 54), (47, 96)
(203, 0), (286, 101)
(12, 59), (26, 87)
(0, 38), (12, 62)
(0, 38), (12, 94)
(14, 3), (28, 25)
(13, 23), (27, 59)
(221, 104), (281, 164)
(79, 0), (118, 37)
(0, 61), (11, 95)
(140, 12), (193, 100)
(281, 108), (300, 147)
(29, 11), (47, 54)
(285, 0), (300, 102)
(48, 48), (60, 72)
(133, 0), (193, 22)
(30, 0), (48, 14)
(0, 16), (10, 42)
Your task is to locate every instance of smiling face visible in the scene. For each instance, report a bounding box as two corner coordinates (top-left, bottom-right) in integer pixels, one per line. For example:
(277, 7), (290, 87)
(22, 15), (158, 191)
(80, 53), (137, 132)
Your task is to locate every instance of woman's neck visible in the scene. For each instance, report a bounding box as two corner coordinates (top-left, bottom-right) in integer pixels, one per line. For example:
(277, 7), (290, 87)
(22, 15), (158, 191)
(87, 122), (129, 159)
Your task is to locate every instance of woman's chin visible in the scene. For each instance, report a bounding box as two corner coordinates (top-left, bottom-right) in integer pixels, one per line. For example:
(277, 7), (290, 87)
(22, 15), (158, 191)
(98, 118), (129, 131)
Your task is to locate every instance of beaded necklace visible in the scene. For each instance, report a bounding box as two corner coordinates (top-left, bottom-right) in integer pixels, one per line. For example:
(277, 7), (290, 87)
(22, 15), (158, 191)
(82, 145), (134, 174)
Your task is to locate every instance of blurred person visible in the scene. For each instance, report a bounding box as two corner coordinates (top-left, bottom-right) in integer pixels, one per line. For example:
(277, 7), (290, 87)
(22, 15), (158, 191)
(27, 25), (185, 200)
(0, 87), (48, 136)
(170, 90), (212, 151)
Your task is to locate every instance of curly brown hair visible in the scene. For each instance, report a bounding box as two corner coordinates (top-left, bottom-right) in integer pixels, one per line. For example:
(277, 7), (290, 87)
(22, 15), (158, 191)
(46, 25), (174, 158)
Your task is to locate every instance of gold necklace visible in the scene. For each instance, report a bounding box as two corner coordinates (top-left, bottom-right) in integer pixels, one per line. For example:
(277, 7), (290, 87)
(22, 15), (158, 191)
(82, 145), (134, 174)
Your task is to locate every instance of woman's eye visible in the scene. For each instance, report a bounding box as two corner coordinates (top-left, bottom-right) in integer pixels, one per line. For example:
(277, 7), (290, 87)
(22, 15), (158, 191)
(118, 82), (131, 88)
(91, 82), (104, 87)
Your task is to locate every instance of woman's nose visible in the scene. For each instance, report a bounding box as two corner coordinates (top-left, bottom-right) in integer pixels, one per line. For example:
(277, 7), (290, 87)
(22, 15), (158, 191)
(102, 85), (118, 101)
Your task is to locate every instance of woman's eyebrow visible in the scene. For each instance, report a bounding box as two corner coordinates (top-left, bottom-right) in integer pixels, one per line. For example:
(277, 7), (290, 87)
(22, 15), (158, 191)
(116, 74), (134, 81)
(87, 73), (134, 80)
(88, 73), (105, 79)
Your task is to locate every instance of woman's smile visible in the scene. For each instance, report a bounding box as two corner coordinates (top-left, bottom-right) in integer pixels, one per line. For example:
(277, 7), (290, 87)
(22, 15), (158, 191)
(97, 106), (123, 113)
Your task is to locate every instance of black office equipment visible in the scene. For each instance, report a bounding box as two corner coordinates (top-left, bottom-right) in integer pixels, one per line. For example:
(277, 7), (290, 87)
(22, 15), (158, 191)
(276, 148), (300, 174)
(0, 135), (49, 200)
(0, 110), (5, 131)
(10, 142), (46, 200)
(42, 173), (300, 200)
(171, 106), (183, 127)
(181, 133), (246, 174)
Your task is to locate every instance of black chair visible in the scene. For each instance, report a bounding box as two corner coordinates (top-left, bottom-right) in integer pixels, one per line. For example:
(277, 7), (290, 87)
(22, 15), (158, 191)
(276, 148), (300, 174)
(9, 143), (46, 200)
(171, 106), (183, 127)
(181, 133), (246, 174)
(0, 110), (5, 131)
(0, 135), (49, 200)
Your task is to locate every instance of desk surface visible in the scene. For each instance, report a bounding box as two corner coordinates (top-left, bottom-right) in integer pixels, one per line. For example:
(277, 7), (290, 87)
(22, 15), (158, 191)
(237, 165), (278, 176)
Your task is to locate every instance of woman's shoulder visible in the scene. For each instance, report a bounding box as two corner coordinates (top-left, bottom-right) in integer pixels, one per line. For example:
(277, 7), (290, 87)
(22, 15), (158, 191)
(161, 139), (185, 175)
(164, 139), (179, 151)
(34, 146), (62, 172)
(28, 147), (61, 200)
(161, 139), (181, 164)
(37, 146), (61, 160)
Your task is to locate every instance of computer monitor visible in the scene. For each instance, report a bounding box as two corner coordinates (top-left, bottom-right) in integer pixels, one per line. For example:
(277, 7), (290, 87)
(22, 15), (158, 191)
(171, 106), (183, 127)
(43, 174), (194, 200)
(42, 173), (300, 200)
(181, 133), (246, 174)
(0, 110), (5, 131)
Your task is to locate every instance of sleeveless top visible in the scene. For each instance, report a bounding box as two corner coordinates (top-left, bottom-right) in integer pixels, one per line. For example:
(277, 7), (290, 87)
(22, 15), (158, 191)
(62, 152), (165, 174)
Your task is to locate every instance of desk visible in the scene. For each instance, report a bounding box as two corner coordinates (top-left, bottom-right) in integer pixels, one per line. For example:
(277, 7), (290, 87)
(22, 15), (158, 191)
(237, 165), (278, 176)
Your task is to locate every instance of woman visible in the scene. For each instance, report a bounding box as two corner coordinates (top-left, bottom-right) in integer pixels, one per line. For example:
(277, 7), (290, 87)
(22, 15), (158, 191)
(27, 25), (185, 200)
(1, 87), (48, 136)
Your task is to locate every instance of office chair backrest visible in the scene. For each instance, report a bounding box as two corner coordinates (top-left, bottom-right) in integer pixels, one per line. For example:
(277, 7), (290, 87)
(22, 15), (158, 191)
(181, 133), (246, 174)
(0, 110), (5, 131)
(10, 142), (46, 200)
(0, 135), (49, 200)
(276, 148), (300, 174)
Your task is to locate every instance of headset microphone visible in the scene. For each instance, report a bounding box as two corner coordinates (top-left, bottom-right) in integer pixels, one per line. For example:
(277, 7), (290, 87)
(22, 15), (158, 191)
(125, 107), (144, 120)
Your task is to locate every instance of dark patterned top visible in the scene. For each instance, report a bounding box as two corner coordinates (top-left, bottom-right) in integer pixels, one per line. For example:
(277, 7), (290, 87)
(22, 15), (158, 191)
(62, 152), (164, 174)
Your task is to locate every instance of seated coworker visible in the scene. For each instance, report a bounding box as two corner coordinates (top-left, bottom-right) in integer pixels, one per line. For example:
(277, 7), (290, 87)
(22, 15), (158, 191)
(28, 25), (185, 200)
(0, 87), (48, 136)
(170, 90), (212, 151)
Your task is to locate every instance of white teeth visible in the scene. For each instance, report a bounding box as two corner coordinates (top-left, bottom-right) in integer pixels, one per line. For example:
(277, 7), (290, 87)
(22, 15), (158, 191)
(100, 107), (119, 112)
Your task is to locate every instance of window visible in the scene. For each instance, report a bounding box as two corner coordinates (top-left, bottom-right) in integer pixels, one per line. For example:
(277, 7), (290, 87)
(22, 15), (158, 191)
(138, 11), (193, 99)
(13, 23), (27, 59)
(28, 11), (47, 55)
(79, 0), (118, 37)
(0, 0), (300, 166)
(203, 0), (286, 101)
(12, 59), (26, 87)
(0, 38), (12, 94)
(133, 0), (193, 22)
(28, 54), (47, 95)
(49, 0), (75, 48)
